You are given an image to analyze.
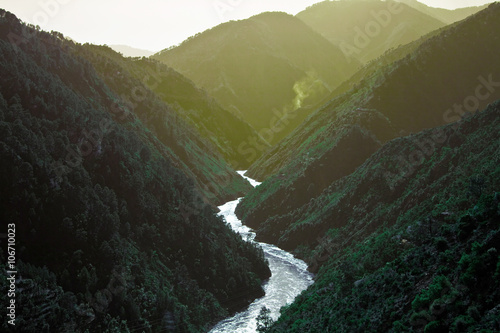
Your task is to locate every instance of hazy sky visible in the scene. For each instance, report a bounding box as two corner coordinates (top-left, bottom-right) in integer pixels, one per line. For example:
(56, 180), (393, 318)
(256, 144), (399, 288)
(0, 0), (494, 52)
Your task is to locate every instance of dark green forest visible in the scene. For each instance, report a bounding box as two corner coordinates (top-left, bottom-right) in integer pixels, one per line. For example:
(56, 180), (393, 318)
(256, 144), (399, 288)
(0, 10), (269, 332)
(258, 101), (500, 332)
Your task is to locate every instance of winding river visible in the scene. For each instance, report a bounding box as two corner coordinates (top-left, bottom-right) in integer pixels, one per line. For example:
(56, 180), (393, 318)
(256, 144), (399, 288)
(209, 171), (314, 333)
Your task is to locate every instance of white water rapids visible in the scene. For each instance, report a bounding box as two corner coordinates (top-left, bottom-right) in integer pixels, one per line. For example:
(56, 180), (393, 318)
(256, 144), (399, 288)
(209, 171), (314, 333)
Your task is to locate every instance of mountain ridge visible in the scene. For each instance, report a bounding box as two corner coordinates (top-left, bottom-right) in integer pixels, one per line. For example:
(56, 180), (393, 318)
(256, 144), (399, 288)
(81, 44), (265, 168)
(238, 2), (500, 246)
(153, 11), (361, 145)
(395, 0), (491, 23)
(296, 0), (447, 64)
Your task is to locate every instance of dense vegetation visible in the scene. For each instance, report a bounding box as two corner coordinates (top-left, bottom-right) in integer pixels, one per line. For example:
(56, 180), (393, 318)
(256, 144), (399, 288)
(153, 12), (361, 144)
(297, 0), (445, 63)
(80, 44), (263, 168)
(0, 10), (270, 332)
(70, 44), (252, 205)
(258, 98), (500, 332)
(238, 3), (500, 232)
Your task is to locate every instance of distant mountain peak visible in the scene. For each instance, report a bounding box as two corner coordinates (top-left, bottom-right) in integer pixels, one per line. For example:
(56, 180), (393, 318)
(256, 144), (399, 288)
(394, 0), (492, 23)
(153, 12), (361, 144)
(297, 0), (447, 63)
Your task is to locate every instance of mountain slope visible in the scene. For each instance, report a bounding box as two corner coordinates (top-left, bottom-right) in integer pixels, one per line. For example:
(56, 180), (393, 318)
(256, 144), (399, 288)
(80, 44), (265, 168)
(0, 10), (270, 332)
(396, 0), (490, 24)
(69, 45), (252, 205)
(262, 100), (500, 332)
(153, 12), (361, 145)
(238, 3), (500, 236)
(296, 0), (446, 63)
(318, 0), (487, 100)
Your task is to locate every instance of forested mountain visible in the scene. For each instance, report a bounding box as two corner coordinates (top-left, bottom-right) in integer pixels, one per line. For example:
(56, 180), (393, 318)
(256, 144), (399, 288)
(153, 12), (361, 145)
(238, 4), (500, 233)
(78, 44), (265, 169)
(69, 44), (252, 205)
(1, 0), (499, 332)
(0, 10), (270, 332)
(296, 0), (445, 63)
(261, 95), (500, 333)
(396, 0), (489, 24)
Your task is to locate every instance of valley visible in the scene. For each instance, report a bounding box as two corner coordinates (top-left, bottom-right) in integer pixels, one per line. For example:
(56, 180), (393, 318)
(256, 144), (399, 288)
(0, 1), (499, 332)
(210, 172), (313, 333)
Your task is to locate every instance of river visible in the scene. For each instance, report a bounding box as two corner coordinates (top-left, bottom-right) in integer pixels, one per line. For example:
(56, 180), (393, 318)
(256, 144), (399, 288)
(209, 171), (314, 333)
